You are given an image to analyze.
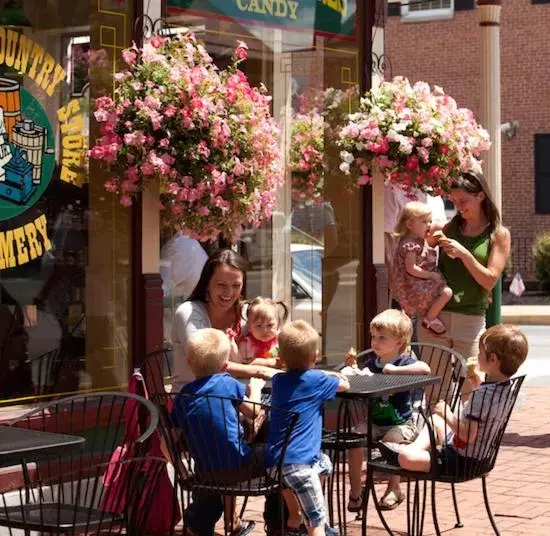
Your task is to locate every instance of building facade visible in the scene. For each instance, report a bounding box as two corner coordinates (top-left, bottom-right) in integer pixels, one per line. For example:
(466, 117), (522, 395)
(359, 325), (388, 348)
(386, 0), (550, 281)
(0, 0), (380, 408)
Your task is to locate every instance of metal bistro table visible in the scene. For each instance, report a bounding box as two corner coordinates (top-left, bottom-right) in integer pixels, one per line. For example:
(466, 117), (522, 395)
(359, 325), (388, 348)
(323, 373), (441, 536)
(0, 425), (86, 468)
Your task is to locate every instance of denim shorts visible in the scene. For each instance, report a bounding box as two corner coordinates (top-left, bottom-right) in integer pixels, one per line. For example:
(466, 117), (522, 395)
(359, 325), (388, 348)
(280, 452), (332, 528)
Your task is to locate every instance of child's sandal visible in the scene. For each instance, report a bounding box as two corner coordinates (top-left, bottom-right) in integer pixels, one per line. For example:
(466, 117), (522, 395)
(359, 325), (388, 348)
(423, 317), (447, 335)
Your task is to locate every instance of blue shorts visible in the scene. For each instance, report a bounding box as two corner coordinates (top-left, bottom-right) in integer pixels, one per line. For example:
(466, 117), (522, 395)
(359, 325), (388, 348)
(280, 452), (332, 528)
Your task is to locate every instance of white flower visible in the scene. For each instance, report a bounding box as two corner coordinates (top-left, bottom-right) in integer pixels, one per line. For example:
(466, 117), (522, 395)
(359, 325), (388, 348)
(339, 162), (351, 174)
(394, 121), (410, 132)
(340, 150), (354, 164)
(356, 142), (365, 151)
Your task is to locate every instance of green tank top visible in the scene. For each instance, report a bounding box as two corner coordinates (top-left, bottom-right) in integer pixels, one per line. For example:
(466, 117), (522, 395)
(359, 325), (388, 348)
(440, 219), (491, 316)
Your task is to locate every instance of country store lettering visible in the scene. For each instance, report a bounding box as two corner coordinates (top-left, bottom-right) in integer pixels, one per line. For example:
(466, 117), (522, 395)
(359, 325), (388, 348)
(0, 28), (86, 270)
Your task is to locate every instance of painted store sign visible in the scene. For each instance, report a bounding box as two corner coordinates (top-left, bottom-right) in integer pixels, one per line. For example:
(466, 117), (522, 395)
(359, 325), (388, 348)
(0, 28), (86, 270)
(168, 0), (357, 40)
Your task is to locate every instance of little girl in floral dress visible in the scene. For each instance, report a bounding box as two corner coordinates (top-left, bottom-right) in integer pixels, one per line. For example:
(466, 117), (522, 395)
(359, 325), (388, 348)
(392, 201), (453, 335)
(238, 297), (288, 368)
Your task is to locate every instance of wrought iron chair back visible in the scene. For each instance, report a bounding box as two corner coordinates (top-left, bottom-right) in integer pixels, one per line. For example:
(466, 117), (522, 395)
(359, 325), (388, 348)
(27, 346), (67, 396)
(354, 342), (466, 411)
(139, 346), (173, 396)
(0, 392), (160, 535)
(424, 374), (525, 483)
(153, 392), (297, 535)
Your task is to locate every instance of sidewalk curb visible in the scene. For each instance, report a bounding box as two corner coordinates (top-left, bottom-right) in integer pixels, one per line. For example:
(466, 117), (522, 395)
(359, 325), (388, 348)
(502, 305), (550, 325)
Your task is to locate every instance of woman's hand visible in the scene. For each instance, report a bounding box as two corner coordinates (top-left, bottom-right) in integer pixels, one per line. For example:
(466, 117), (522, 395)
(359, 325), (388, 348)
(229, 337), (240, 362)
(253, 366), (279, 380)
(439, 238), (469, 260)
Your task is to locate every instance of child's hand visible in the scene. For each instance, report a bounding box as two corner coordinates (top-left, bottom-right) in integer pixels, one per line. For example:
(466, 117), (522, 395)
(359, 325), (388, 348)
(466, 362), (484, 390)
(344, 347), (357, 366)
(248, 377), (266, 395)
(432, 400), (448, 418)
(382, 363), (398, 374)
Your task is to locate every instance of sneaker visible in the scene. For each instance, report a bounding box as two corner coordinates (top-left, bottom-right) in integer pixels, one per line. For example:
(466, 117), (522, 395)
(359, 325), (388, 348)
(325, 524), (339, 536)
(347, 491), (364, 513)
(378, 441), (402, 466)
(231, 520), (256, 536)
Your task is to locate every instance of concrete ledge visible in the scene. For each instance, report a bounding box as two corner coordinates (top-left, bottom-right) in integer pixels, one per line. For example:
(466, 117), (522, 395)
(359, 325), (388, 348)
(502, 305), (550, 325)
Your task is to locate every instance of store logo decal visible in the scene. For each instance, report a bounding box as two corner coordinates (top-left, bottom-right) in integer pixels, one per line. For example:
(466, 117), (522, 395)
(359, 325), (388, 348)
(0, 28), (86, 270)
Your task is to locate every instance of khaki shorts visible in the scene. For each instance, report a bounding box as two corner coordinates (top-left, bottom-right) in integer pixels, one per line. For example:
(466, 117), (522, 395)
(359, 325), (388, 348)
(355, 418), (418, 444)
(418, 310), (485, 361)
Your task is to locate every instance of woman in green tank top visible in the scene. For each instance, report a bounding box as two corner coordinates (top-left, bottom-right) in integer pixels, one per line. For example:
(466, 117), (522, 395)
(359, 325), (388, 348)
(419, 171), (511, 360)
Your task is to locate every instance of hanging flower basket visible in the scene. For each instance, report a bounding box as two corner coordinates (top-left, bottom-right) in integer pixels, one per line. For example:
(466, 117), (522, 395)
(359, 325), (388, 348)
(288, 86), (359, 204)
(289, 111), (325, 203)
(90, 33), (283, 242)
(338, 76), (491, 195)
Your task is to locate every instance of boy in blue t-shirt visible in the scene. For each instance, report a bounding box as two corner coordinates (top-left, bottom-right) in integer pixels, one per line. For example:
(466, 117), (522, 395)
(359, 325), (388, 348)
(345, 309), (431, 512)
(267, 320), (350, 536)
(173, 328), (264, 536)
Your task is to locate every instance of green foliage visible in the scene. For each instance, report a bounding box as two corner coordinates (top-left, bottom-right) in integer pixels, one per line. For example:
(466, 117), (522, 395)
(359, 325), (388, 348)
(533, 232), (550, 292)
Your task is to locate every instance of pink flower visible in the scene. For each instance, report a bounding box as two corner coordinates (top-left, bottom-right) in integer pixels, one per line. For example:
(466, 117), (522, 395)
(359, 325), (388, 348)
(122, 49), (137, 65)
(235, 40), (248, 61)
(150, 35), (165, 49)
(164, 105), (177, 118)
(104, 178), (118, 192)
(120, 195), (133, 207)
(405, 156), (419, 171)
(89, 146), (105, 160)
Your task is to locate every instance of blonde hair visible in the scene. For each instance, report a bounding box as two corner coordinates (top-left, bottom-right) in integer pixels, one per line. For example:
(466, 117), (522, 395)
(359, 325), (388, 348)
(187, 328), (231, 378)
(479, 324), (528, 377)
(278, 320), (319, 371)
(394, 201), (432, 238)
(245, 297), (288, 327)
(370, 309), (413, 353)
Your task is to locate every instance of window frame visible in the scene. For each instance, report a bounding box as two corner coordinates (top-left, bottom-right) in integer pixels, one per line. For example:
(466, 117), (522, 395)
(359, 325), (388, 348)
(401, 0), (455, 22)
(535, 134), (550, 214)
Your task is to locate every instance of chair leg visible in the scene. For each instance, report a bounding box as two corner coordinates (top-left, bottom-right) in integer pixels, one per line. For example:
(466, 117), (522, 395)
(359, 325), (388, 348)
(482, 476), (501, 536)
(451, 483), (463, 528)
(238, 496), (249, 522)
(430, 480), (442, 536)
(369, 475), (396, 536)
(280, 488), (285, 536)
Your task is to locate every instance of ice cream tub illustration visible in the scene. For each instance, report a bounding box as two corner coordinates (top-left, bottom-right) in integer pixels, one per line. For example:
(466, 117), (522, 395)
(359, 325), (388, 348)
(0, 146), (34, 204)
(0, 78), (22, 142)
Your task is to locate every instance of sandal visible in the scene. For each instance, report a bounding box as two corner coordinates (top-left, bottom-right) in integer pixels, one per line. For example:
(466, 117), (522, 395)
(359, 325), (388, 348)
(232, 520), (256, 536)
(379, 490), (405, 511)
(422, 317), (447, 335)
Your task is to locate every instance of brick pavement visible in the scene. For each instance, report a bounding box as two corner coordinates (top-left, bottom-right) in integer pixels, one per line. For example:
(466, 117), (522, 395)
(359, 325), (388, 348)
(213, 386), (550, 536)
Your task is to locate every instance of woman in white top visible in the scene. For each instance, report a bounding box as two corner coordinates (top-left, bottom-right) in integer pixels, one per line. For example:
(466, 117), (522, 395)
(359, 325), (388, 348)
(171, 249), (276, 390)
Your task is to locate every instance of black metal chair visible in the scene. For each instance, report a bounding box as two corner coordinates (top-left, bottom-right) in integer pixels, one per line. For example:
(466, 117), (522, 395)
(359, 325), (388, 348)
(322, 342), (465, 534)
(154, 392), (298, 536)
(139, 346), (174, 396)
(367, 375), (526, 536)
(0, 457), (167, 535)
(0, 392), (160, 535)
(27, 346), (68, 396)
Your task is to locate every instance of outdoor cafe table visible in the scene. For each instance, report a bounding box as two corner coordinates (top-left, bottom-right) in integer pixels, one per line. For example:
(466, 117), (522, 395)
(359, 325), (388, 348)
(324, 373), (442, 536)
(0, 425), (86, 468)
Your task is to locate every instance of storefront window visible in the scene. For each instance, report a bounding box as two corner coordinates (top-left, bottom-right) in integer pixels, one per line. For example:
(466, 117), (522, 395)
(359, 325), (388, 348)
(164, 1), (363, 365)
(0, 0), (135, 406)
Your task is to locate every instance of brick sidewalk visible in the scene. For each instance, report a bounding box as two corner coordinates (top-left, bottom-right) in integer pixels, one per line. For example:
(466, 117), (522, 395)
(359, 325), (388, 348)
(222, 386), (550, 536)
